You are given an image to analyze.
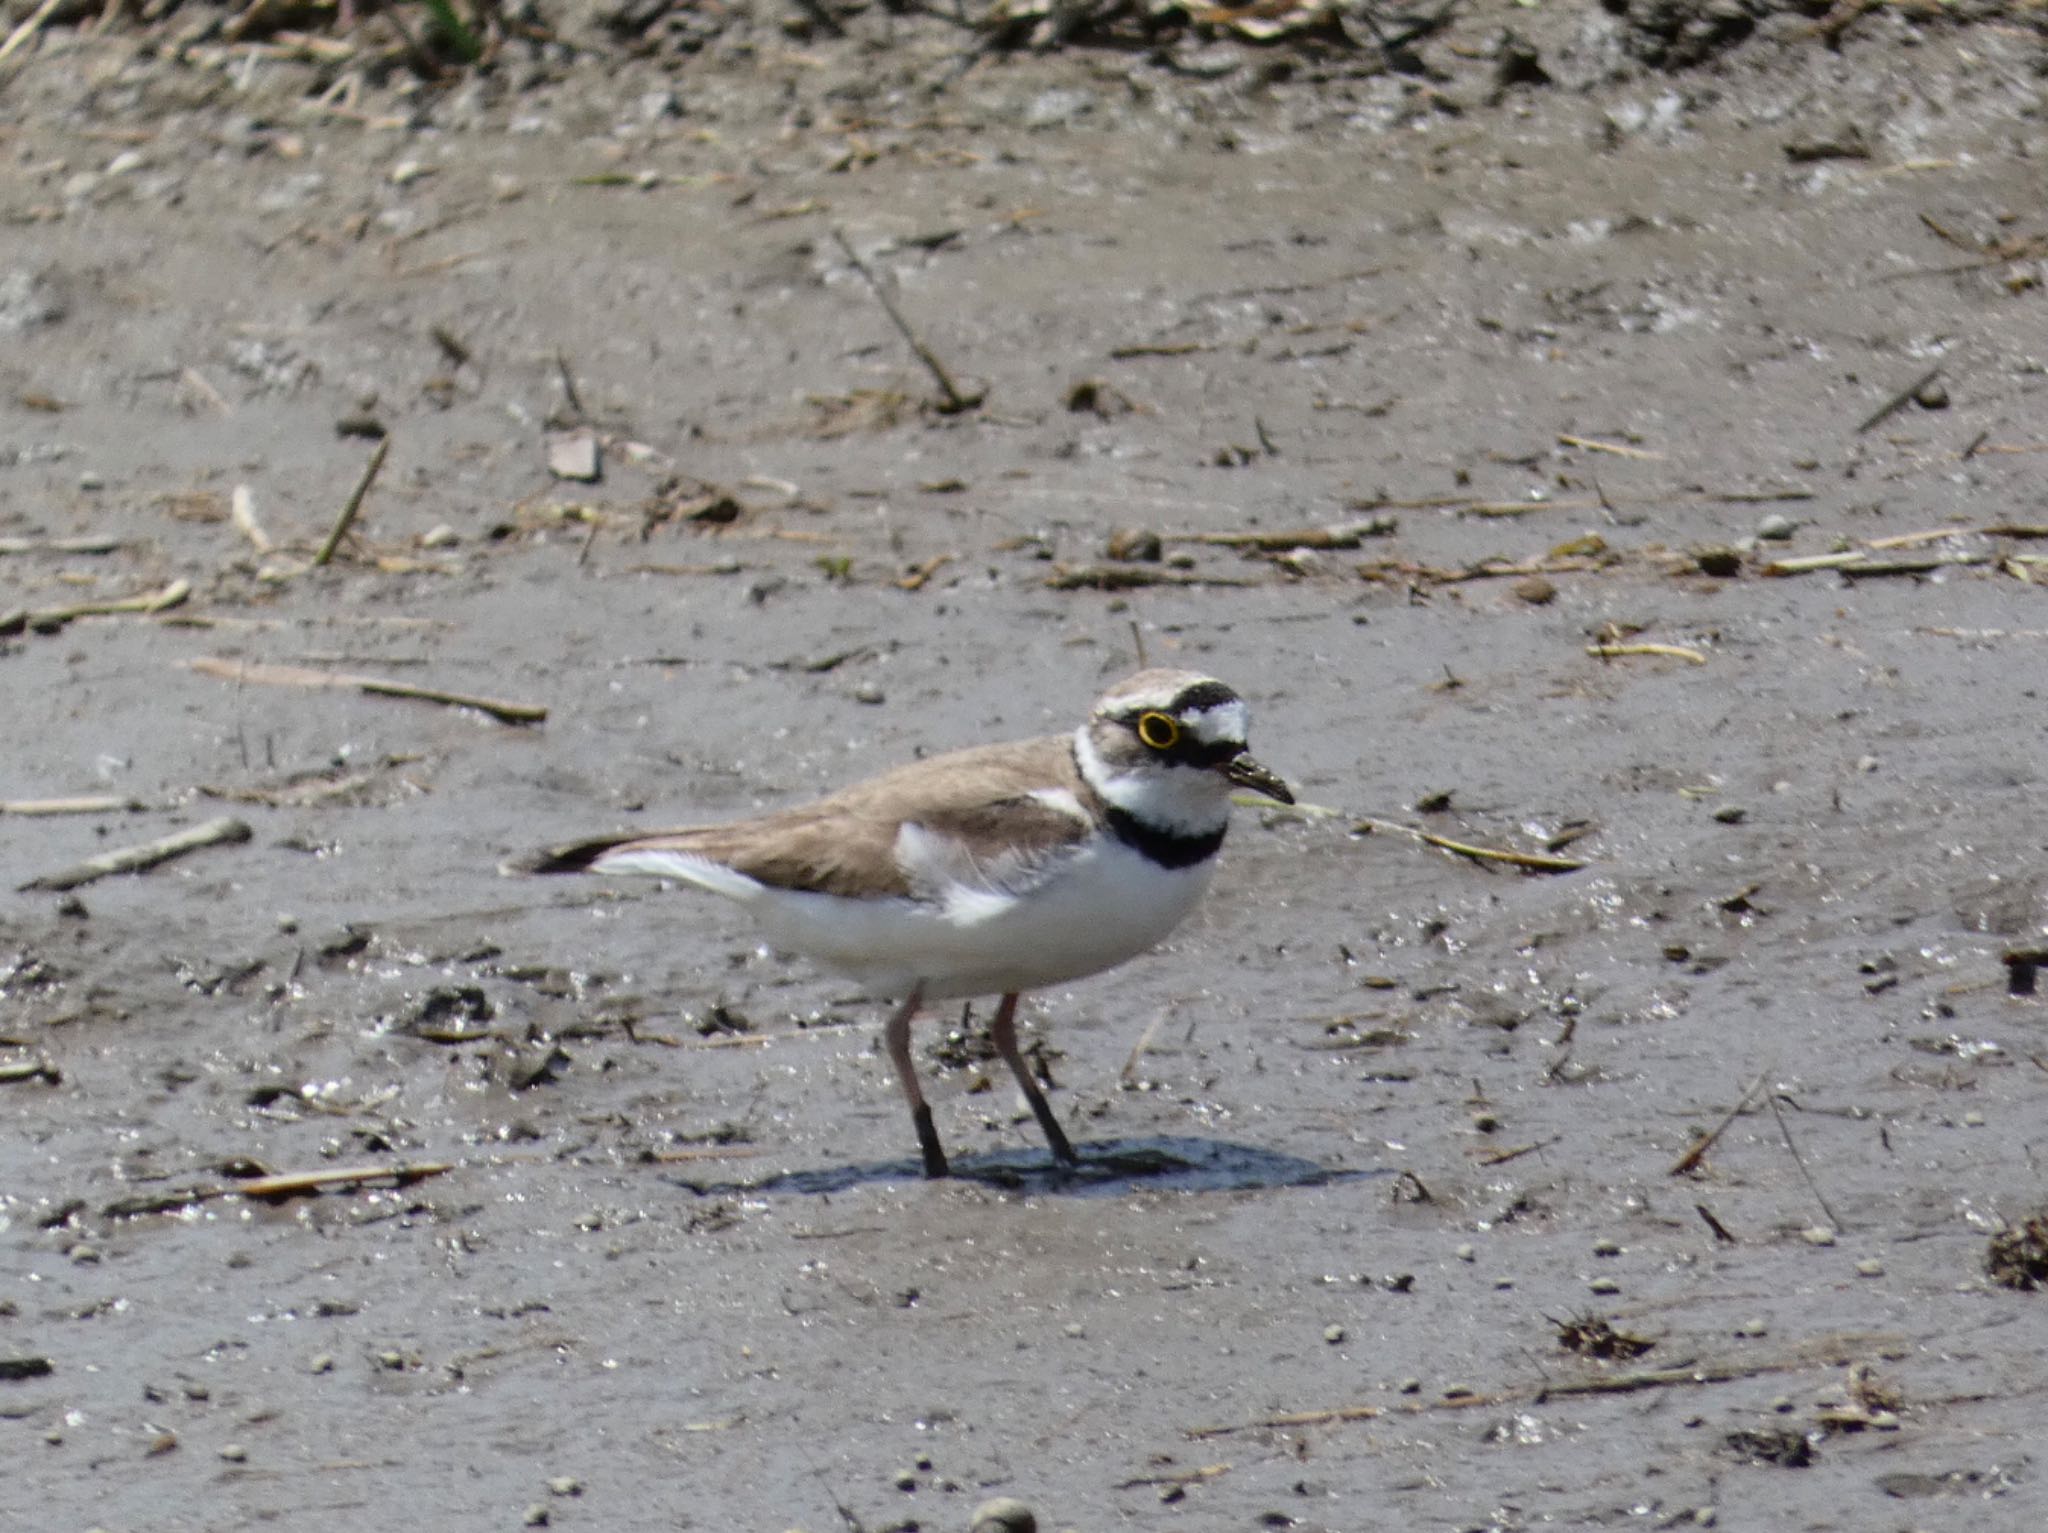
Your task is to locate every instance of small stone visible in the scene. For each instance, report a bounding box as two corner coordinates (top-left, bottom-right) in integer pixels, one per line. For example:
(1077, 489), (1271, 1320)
(1735, 1317), (1768, 1338)
(1511, 574), (1555, 605)
(891, 1467), (919, 1491)
(1712, 805), (1747, 824)
(1454, 1243), (1476, 1262)
(547, 1477), (582, 1497)
(1855, 1258), (1885, 1278)
(547, 430), (601, 483)
(420, 524), (460, 549)
(1397, 1377), (1422, 1394)
(1756, 513), (1797, 541)
(971, 1496), (1038, 1533)
(1323, 1325), (1345, 1345)
(1063, 1322), (1085, 1339)
(523, 1505), (550, 1527)
(1801, 1226), (1836, 1246)
(309, 1353), (334, 1374)
(1914, 377), (1950, 410)
(852, 681), (885, 706)
(1592, 1238), (1622, 1257)
(1770, 1395), (1795, 1414)
(1962, 1109), (1986, 1127)
(78, 471), (105, 492)
(1588, 1276), (1621, 1295)
(219, 1443), (248, 1462)
(69, 1244), (100, 1264)
(1470, 1112), (1500, 1133)
(1105, 526), (1163, 562)
(1693, 1510), (1718, 1528)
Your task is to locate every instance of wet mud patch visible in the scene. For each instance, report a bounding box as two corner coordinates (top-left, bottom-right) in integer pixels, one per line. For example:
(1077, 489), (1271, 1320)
(6, 1), (2048, 1527)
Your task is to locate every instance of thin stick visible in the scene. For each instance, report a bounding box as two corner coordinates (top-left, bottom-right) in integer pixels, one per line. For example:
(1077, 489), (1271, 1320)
(315, 437), (389, 566)
(230, 483), (272, 553)
(1668, 1070), (1770, 1176)
(0, 0), (62, 69)
(0, 535), (122, 555)
(1047, 564), (1258, 591)
(21, 816), (252, 893)
(830, 228), (982, 413)
(19, 579), (191, 629)
(0, 795), (143, 816)
(1557, 433), (1662, 460)
(1854, 365), (1941, 435)
(1587, 641), (1708, 665)
(1354, 816), (1588, 874)
(1766, 1093), (1845, 1232)
(554, 349), (586, 423)
(237, 1161), (450, 1199)
(187, 656), (547, 725)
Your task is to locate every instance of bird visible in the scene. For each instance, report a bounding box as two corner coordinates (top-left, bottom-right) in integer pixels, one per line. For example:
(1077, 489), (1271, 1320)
(517, 669), (1292, 1178)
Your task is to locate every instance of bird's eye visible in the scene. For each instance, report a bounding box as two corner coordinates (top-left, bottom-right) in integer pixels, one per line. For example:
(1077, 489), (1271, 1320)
(1136, 711), (1181, 750)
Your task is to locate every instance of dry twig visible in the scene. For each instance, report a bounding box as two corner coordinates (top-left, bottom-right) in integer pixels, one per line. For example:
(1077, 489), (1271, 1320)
(188, 656), (547, 725)
(20, 816), (252, 893)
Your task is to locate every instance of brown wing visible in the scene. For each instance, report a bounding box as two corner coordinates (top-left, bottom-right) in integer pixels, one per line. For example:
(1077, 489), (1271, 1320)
(516, 735), (1098, 901)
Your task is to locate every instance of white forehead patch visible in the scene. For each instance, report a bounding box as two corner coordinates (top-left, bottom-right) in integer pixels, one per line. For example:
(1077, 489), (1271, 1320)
(1182, 700), (1248, 747)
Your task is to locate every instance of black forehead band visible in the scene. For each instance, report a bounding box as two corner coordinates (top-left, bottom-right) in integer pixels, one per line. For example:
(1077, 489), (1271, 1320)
(1168, 680), (1240, 714)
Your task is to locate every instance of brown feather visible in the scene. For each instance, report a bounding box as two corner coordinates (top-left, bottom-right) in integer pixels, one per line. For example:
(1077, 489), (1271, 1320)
(524, 736), (1101, 900)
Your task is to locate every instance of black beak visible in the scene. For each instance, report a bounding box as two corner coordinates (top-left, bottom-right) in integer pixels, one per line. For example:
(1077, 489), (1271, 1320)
(1223, 752), (1294, 805)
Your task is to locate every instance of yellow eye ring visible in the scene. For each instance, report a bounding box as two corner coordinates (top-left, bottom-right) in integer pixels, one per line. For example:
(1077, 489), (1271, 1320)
(1136, 711), (1181, 750)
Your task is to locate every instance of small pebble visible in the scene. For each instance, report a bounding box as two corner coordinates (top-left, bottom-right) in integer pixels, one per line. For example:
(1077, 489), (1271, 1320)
(1588, 1276), (1621, 1295)
(1062, 1322), (1085, 1339)
(1511, 574), (1555, 605)
(1855, 1258), (1885, 1278)
(1397, 1377), (1422, 1394)
(1693, 1509), (1718, 1528)
(1470, 1111), (1499, 1133)
(1592, 1238), (1622, 1257)
(1770, 1395), (1795, 1414)
(309, 1353), (334, 1374)
(1104, 526), (1163, 562)
(421, 524), (460, 549)
(1801, 1226), (1836, 1246)
(891, 1467), (919, 1492)
(1914, 378), (1950, 410)
(1323, 1325), (1345, 1345)
(1735, 1317), (1769, 1338)
(971, 1497), (1037, 1533)
(852, 681), (885, 706)
(1756, 512), (1797, 541)
(219, 1443), (248, 1462)
(69, 1244), (100, 1264)
(1712, 805), (1747, 824)
(1454, 1243), (1476, 1263)
(1962, 1110), (1985, 1127)
(547, 1477), (582, 1497)
(523, 1505), (550, 1527)
(78, 471), (105, 491)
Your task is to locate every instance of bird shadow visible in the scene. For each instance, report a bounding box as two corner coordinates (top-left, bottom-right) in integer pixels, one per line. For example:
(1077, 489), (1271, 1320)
(665, 1135), (1385, 1198)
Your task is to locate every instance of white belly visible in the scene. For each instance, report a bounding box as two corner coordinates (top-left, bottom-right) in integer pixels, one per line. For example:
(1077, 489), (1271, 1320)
(750, 838), (1217, 1000)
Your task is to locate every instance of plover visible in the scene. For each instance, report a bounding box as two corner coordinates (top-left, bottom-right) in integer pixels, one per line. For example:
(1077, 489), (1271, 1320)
(521, 669), (1292, 1177)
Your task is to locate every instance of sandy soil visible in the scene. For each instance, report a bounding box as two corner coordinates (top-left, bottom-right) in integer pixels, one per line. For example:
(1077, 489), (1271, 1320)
(4, 2), (2048, 1528)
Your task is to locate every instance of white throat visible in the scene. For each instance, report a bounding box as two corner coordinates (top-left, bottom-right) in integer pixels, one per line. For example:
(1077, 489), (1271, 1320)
(1073, 725), (1232, 837)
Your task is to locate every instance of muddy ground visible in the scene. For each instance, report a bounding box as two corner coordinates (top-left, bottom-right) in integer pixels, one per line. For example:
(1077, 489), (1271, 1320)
(4, 1), (2048, 1528)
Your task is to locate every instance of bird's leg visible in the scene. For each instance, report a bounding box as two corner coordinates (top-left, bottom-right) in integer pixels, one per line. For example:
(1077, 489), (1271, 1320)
(990, 993), (1078, 1167)
(882, 985), (948, 1178)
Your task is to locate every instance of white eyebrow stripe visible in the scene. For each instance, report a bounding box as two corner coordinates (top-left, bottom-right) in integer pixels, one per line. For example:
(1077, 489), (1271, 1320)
(1182, 700), (1248, 746)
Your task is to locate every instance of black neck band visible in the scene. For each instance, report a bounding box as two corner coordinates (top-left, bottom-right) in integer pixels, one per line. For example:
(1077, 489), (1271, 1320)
(1104, 805), (1227, 869)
